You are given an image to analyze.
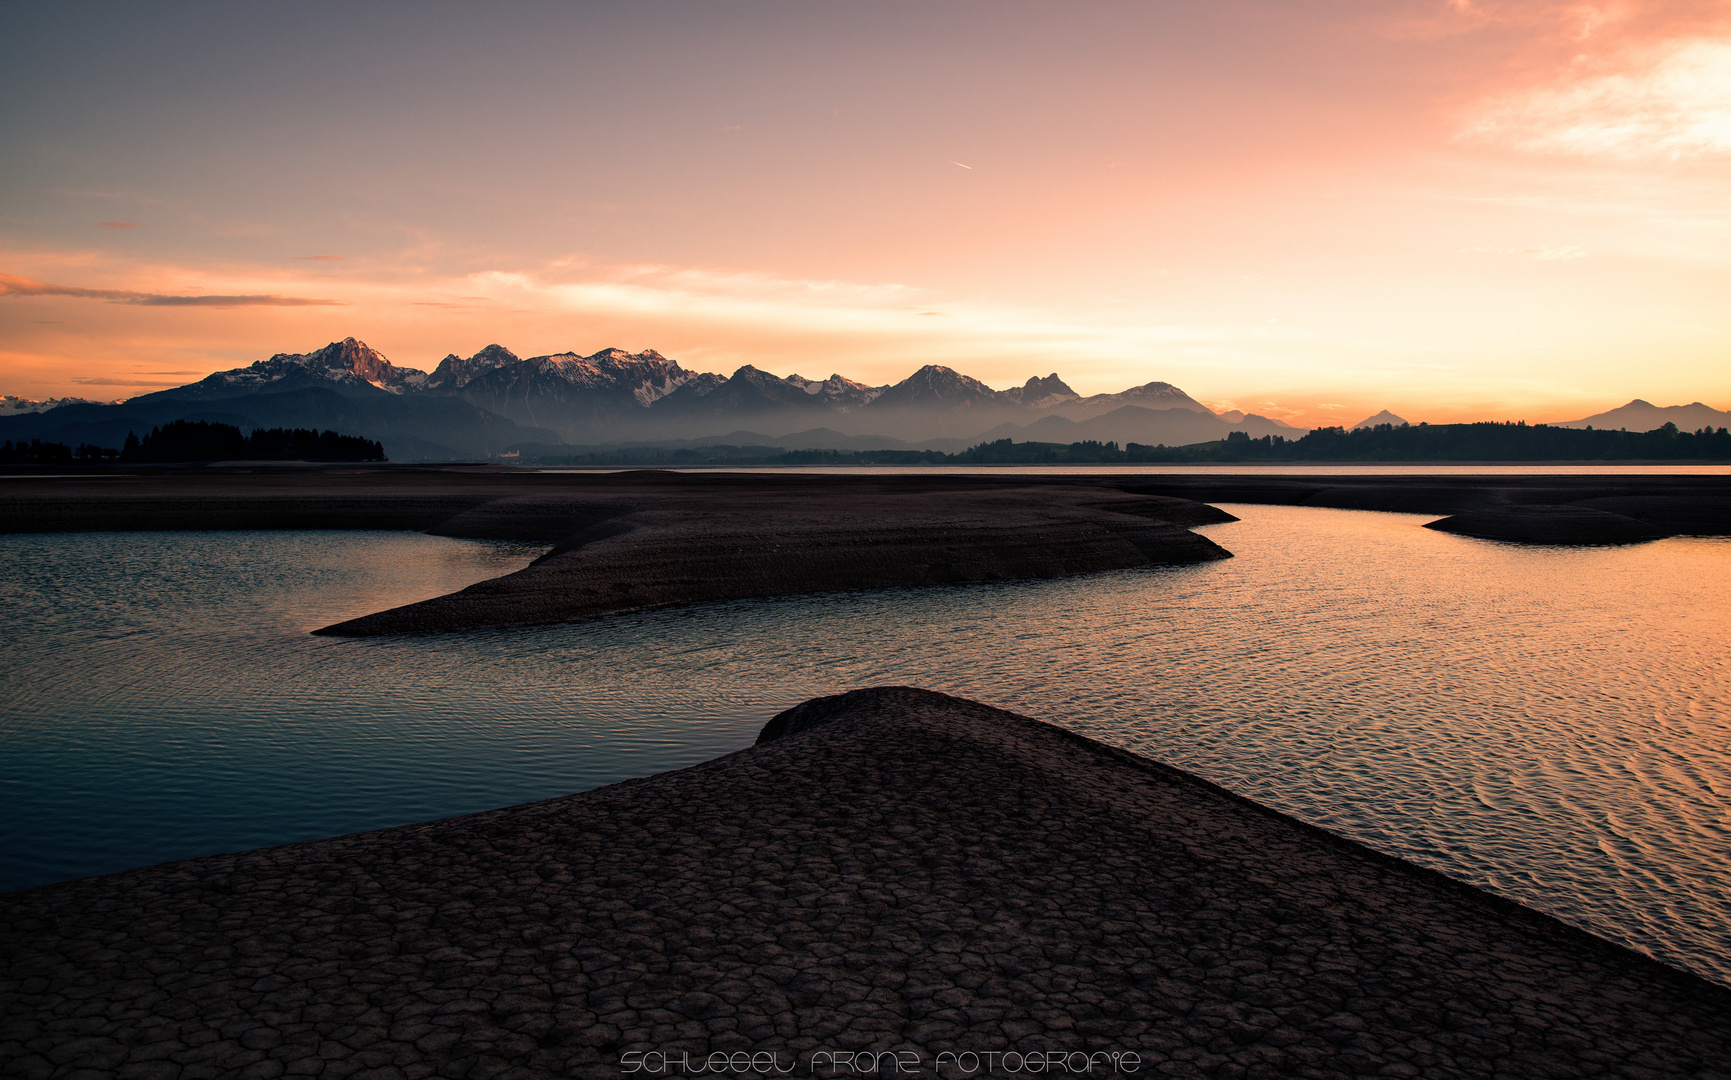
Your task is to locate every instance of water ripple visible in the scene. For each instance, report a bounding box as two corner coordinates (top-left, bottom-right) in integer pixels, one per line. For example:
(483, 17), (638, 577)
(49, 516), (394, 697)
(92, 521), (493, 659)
(1, 509), (1728, 986)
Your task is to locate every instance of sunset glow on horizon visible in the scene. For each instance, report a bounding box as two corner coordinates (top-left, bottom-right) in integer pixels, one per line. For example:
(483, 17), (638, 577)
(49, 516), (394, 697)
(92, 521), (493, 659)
(3, 0), (1729, 428)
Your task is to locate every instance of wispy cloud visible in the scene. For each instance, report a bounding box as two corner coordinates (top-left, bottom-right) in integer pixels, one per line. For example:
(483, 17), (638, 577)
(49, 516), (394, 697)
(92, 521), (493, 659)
(71, 376), (191, 387)
(1467, 38), (1731, 158)
(134, 294), (341, 307)
(469, 263), (1271, 358)
(1460, 245), (1590, 259)
(0, 272), (343, 307)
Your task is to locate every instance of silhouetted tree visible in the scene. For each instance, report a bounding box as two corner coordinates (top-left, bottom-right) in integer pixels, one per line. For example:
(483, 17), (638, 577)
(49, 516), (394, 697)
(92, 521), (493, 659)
(0, 438), (75, 463)
(114, 421), (386, 462)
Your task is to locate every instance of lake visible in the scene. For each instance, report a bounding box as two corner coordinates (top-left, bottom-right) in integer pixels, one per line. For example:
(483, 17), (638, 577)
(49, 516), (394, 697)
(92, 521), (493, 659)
(2, 505), (1727, 987)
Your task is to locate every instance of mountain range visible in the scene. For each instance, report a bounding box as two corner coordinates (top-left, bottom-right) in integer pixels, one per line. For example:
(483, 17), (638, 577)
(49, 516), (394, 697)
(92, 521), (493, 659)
(6, 339), (1724, 462)
(0, 338), (1303, 460)
(2, 394), (115, 416)
(1554, 399), (1731, 432)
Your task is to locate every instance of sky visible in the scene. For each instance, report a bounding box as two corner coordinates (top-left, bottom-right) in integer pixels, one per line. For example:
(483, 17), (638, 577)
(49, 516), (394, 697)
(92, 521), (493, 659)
(2, 0), (1728, 427)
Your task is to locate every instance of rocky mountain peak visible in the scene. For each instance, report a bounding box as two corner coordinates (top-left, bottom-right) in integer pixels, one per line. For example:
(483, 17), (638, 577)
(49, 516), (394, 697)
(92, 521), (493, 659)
(822, 374), (879, 394)
(2, 394), (109, 415)
(470, 344), (519, 366)
(873, 365), (1002, 410)
(1006, 373), (1079, 408)
(300, 338), (398, 382)
(195, 337), (427, 396)
(819, 374), (883, 408)
(1112, 381), (1212, 413)
(680, 372), (728, 397)
(785, 373), (884, 406)
(96, 336), (1237, 447)
(427, 344), (521, 390)
(583, 347), (672, 371)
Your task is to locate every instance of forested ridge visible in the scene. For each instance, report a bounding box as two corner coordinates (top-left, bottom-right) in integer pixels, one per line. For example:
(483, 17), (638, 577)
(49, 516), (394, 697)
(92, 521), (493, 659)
(1, 420), (385, 464)
(8, 419), (1727, 466)
(522, 421), (1731, 466)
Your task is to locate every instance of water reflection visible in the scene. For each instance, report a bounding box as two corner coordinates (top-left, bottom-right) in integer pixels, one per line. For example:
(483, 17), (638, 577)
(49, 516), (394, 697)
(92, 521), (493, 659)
(1, 510), (1727, 987)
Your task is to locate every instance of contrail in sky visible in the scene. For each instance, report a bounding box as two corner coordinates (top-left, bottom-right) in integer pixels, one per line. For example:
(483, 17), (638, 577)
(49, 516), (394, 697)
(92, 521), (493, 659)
(950, 161), (973, 169)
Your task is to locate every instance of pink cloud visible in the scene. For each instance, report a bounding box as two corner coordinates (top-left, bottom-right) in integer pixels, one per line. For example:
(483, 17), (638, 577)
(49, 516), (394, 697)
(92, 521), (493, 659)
(0, 272), (342, 308)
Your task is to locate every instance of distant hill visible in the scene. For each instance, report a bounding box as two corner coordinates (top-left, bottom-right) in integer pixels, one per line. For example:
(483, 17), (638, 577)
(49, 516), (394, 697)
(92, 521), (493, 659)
(120, 420), (385, 463)
(0, 385), (556, 462)
(1353, 410), (1409, 429)
(481, 419), (1731, 467)
(938, 421), (1731, 466)
(1164, 421), (1731, 463)
(0, 336), (1303, 460)
(1554, 399), (1731, 431)
(2, 394), (115, 416)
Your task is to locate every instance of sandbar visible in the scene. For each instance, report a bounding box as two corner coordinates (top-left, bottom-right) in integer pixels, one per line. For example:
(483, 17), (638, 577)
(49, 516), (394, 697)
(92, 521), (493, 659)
(3, 688), (1727, 1078)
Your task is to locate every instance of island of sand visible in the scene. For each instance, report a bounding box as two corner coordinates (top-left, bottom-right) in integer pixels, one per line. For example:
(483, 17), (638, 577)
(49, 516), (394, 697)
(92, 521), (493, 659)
(2, 468), (1237, 635)
(6, 466), (1731, 637)
(3, 688), (1728, 1078)
(1120, 473), (1731, 544)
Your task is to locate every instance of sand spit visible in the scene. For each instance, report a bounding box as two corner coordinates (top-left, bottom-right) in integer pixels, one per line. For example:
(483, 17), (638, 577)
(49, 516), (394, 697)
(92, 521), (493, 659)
(1422, 505), (1670, 545)
(4, 687), (1727, 1079)
(1122, 475), (1731, 543)
(7, 468), (1731, 630)
(317, 484), (1232, 636)
(0, 467), (1236, 635)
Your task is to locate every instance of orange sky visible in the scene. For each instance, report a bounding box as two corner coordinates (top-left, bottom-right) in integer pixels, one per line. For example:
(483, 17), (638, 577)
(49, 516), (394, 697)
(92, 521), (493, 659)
(2, 0), (1728, 427)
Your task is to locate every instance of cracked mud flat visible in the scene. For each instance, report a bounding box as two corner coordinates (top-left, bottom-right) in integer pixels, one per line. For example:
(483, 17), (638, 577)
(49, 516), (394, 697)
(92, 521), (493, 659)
(4, 687), (1728, 1079)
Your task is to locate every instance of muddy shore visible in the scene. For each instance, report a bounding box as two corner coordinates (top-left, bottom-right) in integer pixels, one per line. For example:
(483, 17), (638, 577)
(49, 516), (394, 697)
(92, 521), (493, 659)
(7, 466), (1730, 633)
(1119, 473), (1731, 541)
(5, 468), (1241, 635)
(3, 688), (1727, 1079)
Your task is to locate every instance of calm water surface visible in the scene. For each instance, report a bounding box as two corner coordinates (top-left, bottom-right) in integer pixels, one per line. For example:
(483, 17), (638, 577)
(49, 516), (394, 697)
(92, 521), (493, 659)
(2, 510), (1728, 987)
(553, 464), (1731, 476)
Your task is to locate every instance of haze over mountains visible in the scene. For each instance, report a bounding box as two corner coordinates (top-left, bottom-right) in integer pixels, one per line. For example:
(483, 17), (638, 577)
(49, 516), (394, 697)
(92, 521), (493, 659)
(1554, 400), (1731, 433)
(5, 338), (1723, 462)
(2, 395), (115, 416)
(0, 338), (1303, 460)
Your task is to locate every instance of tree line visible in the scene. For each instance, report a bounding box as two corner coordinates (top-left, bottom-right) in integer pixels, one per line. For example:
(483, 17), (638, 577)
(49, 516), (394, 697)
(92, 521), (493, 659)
(1, 421), (386, 464)
(0, 439), (118, 464)
(950, 422), (1731, 463)
(518, 421), (1731, 466)
(13, 418), (1726, 467)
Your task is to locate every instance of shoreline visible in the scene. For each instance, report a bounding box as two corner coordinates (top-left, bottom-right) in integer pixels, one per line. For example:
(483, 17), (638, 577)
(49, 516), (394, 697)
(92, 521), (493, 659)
(5, 467), (1729, 636)
(4, 688), (1727, 1078)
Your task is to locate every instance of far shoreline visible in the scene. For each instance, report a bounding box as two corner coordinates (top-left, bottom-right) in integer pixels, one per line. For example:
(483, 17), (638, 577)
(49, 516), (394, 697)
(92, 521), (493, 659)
(4, 467), (1727, 633)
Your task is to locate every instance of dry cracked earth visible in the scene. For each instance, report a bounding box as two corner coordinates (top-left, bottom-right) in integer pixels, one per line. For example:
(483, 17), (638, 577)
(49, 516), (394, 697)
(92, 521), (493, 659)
(3, 688), (1729, 1079)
